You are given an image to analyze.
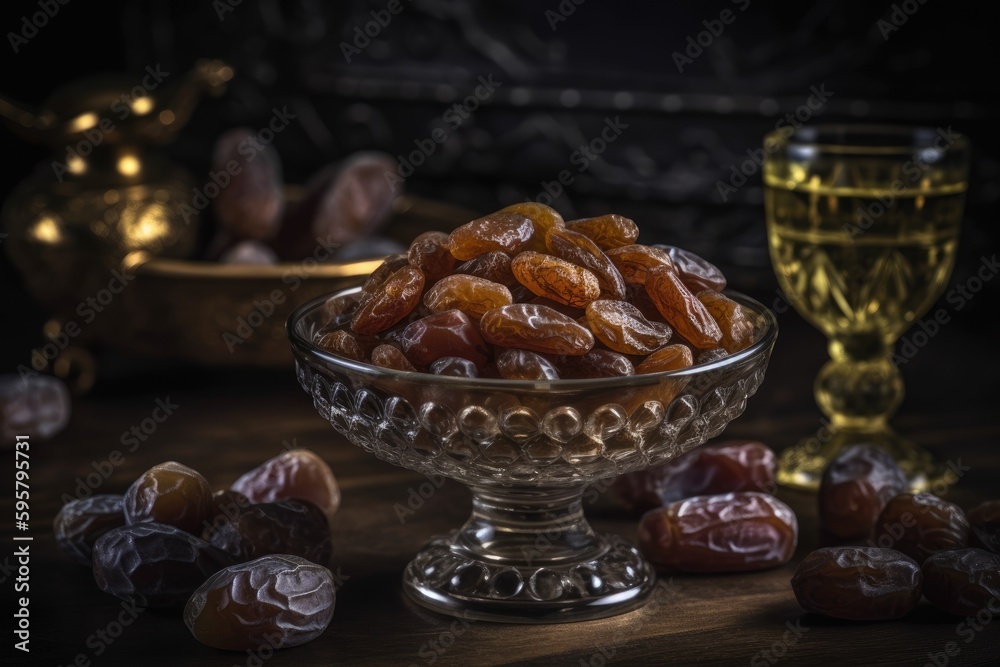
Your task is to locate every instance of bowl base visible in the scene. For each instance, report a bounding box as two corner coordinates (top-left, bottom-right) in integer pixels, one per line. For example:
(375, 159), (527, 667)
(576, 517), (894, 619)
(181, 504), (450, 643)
(403, 532), (656, 623)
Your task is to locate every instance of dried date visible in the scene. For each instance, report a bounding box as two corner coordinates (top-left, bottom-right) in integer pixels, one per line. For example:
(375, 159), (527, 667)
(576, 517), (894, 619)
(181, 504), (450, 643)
(480, 304), (594, 356)
(231, 449), (341, 525)
(400, 310), (491, 369)
(92, 523), (234, 608)
(921, 548), (1000, 616)
(206, 499), (332, 564)
(184, 555), (335, 650)
(638, 492), (797, 573)
(872, 493), (970, 563)
(791, 546), (922, 620)
(615, 440), (776, 514)
(123, 461), (213, 535)
(818, 444), (907, 539)
(54, 495), (126, 566)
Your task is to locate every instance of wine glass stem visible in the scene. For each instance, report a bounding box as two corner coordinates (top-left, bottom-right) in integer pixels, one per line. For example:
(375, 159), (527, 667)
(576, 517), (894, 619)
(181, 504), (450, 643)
(457, 486), (604, 565)
(814, 333), (904, 432)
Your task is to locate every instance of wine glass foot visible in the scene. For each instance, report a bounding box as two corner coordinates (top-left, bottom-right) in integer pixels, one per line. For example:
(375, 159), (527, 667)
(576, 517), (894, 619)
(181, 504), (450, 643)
(402, 532), (656, 623)
(776, 427), (949, 492)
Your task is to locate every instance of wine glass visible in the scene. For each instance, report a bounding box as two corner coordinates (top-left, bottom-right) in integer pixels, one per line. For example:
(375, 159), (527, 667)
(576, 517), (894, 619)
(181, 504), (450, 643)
(763, 124), (970, 490)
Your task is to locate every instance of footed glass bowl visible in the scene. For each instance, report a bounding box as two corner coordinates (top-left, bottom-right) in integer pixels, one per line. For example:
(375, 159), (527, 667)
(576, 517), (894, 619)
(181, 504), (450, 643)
(288, 288), (778, 623)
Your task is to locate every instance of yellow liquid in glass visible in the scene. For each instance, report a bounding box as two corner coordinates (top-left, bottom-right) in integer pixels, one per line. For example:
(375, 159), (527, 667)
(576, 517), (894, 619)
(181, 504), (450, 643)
(765, 178), (965, 341)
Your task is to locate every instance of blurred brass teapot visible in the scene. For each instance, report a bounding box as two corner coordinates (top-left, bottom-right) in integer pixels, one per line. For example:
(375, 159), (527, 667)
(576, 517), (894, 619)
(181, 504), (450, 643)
(1, 59), (232, 325)
(1, 59), (232, 388)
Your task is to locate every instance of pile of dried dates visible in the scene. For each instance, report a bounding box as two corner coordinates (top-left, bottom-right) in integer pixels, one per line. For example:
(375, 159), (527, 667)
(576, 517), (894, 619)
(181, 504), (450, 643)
(792, 444), (1000, 620)
(311, 203), (757, 379)
(615, 440), (799, 573)
(53, 449), (340, 650)
(208, 133), (402, 264)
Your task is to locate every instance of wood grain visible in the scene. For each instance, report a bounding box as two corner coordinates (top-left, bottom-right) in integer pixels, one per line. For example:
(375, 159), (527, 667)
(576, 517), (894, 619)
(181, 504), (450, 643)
(9, 316), (1000, 667)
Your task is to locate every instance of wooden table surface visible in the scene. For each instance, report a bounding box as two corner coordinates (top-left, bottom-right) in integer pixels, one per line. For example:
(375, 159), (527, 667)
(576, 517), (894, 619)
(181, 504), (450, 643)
(8, 314), (1000, 667)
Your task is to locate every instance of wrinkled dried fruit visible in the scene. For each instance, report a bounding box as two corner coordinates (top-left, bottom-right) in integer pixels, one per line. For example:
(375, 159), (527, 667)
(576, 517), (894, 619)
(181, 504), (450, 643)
(646, 266), (722, 349)
(499, 202), (564, 251)
(658, 245), (727, 293)
(204, 490), (253, 538)
(430, 356), (480, 377)
(184, 555), (335, 651)
(315, 330), (365, 361)
(54, 495), (126, 566)
(93, 523), (234, 607)
(546, 227), (627, 299)
(511, 251), (601, 308)
(921, 548), (1000, 616)
(480, 304), (594, 356)
(322, 293), (359, 320)
(455, 251), (517, 286)
(359, 253), (410, 304)
(0, 373), (71, 440)
(638, 492), (796, 573)
(696, 348), (729, 364)
(697, 291), (756, 354)
(400, 310), (490, 369)
(351, 265), (425, 335)
(212, 128), (284, 240)
(873, 493), (970, 563)
(634, 344), (693, 375)
(423, 274), (512, 320)
(496, 349), (561, 380)
(231, 449), (341, 524)
(585, 299), (672, 355)
(606, 244), (676, 285)
(556, 349), (634, 379)
(448, 212), (534, 260)
(206, 499), (332, 564)
(791, 546), (922, 620)
(968, 500), (1000, 553)
(565, 214), (638, 250)
(819, 444), (907, 539)
(614, 440), (776, 514)
(370, 344), (417, 372)
(289, 153), (398, 253)
(123, 462), (213, 535)
(408, 231), (456, 284)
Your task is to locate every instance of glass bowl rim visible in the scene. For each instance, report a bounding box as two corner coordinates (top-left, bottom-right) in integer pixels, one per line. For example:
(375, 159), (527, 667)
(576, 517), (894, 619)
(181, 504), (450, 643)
(763, 123), (970, 156)
(286, 287), (778, 391)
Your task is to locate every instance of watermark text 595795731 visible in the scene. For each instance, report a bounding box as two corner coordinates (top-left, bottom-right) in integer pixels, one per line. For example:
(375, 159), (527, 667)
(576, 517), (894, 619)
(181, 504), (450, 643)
(13, 434), (32, 653)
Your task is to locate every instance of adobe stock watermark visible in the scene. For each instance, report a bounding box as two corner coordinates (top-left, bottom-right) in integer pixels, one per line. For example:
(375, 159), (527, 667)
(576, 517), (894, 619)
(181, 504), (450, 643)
(527, 115), (630, 205)
(672, 0), (752, 73)
(58, 397), (180, 505)
(878, 0), (929, 41)
(54, 598), (144, 667)
(845, 126), (960, 241)
(576, 578), (682, 666)
(7, 0), (71, 53)
(749, 618), (809, 666)
(221, 231), (350, 352)
(892, 254), (999, 367)
(407, 610), (475, 667)
(545, 0), (587, 31)
(715, 84), (834, 203)
(339, 0), (412, 63)
(50, 65), (171, 181)
(923, 597), (1000, 667)
(179, 106), (298, 225)
(16, 266), (136, 383)
(384, 75), (502, 191)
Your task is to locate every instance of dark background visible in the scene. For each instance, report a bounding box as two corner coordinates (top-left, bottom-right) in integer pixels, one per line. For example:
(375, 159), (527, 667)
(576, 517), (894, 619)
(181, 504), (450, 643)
(1, 0), (998, 379)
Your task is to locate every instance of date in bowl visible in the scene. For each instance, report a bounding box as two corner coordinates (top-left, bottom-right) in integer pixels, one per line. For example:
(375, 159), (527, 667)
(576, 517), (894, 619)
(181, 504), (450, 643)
(288, 287), (778, 623)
